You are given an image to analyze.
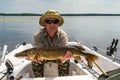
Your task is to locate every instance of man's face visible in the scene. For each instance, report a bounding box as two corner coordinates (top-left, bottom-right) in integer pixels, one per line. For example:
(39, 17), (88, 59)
(44, 18), (59, 33)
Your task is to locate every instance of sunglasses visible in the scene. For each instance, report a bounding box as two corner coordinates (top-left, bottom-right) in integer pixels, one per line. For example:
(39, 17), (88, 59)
(45, 19), (59, 24)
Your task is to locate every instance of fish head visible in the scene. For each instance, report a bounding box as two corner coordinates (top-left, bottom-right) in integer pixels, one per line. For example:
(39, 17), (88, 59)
(14, 50), (28, 58)
(14, 48), (37, 60)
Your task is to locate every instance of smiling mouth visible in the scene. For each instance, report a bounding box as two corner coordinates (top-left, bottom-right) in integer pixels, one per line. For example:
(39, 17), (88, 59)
(50, 28), (55, 29)
(49, 26), (55, 29)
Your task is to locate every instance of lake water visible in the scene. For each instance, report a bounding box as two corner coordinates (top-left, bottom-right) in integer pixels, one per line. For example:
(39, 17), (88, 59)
(0, 16), (120, 63)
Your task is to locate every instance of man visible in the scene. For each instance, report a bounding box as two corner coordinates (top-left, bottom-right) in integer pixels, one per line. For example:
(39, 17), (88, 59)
(32, 9), (73, 77)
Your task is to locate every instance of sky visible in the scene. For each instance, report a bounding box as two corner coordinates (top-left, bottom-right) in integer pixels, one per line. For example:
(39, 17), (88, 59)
(0, 0), (120, 14)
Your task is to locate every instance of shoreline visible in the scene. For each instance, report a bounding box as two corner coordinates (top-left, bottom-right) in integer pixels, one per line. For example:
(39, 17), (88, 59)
(1, 13), (120, 16)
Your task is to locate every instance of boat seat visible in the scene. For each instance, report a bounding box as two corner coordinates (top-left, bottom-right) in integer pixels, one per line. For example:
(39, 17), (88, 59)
(43, 61), (87, 77)
(44, 62), (58, 77)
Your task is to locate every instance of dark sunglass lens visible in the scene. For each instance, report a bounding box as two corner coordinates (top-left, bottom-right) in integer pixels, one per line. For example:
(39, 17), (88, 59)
(53, 19), (59, 24)
(45, 19), (59, 24)
(45, 20), (51, 24)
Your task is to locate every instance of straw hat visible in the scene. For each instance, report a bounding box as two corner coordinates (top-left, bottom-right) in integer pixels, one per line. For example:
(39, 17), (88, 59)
(39, 10), (64, 27)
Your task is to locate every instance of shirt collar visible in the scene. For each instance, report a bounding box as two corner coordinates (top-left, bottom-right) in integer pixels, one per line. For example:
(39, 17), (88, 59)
(43, 28), (59, 37)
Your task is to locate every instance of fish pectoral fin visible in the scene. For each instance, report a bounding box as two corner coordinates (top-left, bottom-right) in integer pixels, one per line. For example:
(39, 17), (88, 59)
(74, 56), (82, 61)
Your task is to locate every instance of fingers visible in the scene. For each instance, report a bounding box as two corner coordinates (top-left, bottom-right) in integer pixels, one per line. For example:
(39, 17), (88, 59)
(26, 57), (43, 62)
(60, 51), (73, 61)
(66, 51), (73, 58)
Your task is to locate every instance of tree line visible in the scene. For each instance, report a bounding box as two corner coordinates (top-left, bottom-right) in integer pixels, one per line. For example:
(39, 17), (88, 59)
(1, 13), (120, 16)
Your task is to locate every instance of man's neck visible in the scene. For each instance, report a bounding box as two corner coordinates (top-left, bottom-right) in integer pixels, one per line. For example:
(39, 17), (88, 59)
(48, 31), (56, 41)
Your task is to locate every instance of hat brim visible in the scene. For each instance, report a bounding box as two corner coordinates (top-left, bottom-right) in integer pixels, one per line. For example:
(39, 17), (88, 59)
(39, 15), (64, 27)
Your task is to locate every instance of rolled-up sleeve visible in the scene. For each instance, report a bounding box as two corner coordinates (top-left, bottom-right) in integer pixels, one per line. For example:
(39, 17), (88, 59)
(34, 30), (43, 47)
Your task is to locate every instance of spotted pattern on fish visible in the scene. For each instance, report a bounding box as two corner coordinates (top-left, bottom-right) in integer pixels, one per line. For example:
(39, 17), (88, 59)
(15, 46), (98, 68)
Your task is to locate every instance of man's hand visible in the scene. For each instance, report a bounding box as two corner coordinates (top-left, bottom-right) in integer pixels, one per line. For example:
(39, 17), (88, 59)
(26, 57), (43, 62)
(60, 51), (73, 61)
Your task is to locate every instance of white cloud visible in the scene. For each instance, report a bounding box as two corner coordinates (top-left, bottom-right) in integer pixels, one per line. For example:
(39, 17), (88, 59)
(0, 0), (120, 13)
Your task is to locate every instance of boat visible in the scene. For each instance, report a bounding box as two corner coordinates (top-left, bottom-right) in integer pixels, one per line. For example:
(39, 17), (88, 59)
(0, 42), (120, 80)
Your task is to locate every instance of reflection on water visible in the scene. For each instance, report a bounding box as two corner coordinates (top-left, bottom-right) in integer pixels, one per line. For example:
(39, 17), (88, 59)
(0, 16), (120, 63)
(0, 16), (40, 51)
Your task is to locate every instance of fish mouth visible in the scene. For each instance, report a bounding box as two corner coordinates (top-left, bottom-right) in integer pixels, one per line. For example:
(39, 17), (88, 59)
(14, 53), (26, 57)
(14, 54), (19, 57)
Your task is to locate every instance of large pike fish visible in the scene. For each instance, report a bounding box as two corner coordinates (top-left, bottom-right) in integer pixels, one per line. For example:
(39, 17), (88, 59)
(14, 46), (98, 68)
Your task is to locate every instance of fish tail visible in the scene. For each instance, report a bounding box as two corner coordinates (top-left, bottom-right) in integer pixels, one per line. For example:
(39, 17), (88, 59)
(84, 53), (98, 68)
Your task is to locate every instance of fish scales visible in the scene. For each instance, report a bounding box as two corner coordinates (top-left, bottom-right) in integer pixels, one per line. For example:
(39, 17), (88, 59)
(15, 46), (98, 68)
(35, 47), (81, 60)
(15, 47), (82, 59)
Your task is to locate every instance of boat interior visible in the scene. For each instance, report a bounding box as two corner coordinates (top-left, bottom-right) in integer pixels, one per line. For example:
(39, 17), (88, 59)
(12, 60), (92, 80)
(0, 43), (93, 80)
(0, 42), (120, 80)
